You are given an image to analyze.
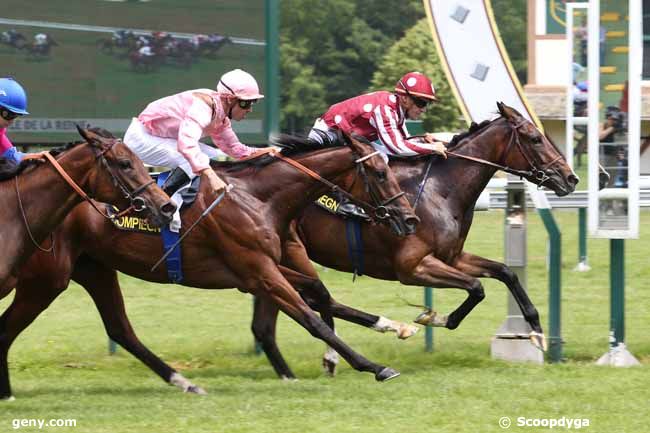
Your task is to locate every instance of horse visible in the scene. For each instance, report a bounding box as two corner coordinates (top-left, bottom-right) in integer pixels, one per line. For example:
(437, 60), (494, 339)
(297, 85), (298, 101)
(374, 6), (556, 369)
(0, 133), (419, 399)
(25, 40), (56, 59)
(249, 102), (579, 378)
(0, 126), (174, 297)
(128, 50), (159, 72)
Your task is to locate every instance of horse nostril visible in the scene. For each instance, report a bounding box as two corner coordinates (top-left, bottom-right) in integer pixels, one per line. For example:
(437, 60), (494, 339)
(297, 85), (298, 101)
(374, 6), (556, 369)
(569, 174), (580, 186)
(406, 215), (420, 230)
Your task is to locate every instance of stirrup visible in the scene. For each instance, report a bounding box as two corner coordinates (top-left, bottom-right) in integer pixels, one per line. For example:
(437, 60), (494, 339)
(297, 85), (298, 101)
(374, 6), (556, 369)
(161, 167), (191, 196)
(337, 202), (370, 220)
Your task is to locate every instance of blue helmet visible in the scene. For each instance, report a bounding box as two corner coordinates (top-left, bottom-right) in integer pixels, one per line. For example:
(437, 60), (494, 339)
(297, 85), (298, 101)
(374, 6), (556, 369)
(0, 77), (29, 115)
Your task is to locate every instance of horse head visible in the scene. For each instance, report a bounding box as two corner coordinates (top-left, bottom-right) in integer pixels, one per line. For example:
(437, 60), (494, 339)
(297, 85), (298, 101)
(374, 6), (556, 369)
(75, 126), (175, 227)
(342, 132), (420, 236)
(495, 102), (578, 196)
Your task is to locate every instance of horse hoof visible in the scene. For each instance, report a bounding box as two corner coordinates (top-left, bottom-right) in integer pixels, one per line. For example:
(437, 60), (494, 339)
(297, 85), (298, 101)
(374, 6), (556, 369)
(413, 310), (448, 327)
(281, 375), (298, 382)
(414, 310), (433, 325)
(186, 385), (208, 395)
(529, 331), (548, 352)
(375, 367), (400, 382)
(397, 324), (419, 340)
(322, 358), (337, 377)
(1, 396), (15, 402)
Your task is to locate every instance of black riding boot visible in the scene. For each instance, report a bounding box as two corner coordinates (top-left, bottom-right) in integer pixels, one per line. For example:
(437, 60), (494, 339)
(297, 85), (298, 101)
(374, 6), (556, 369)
(161, 167), (191, 196)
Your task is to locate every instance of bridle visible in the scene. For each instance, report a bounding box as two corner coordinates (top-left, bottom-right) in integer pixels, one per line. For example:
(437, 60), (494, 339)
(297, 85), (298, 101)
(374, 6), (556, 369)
(410, 118), (565, 208)
(16, 139), (156, 252)
(271, 148), (404, 221)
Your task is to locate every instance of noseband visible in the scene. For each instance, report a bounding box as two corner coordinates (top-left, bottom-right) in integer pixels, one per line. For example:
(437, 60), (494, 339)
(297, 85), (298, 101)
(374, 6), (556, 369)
(94, 140), (155, 213)
(271, 149), (403, 221)
(443, 119), (565, 188)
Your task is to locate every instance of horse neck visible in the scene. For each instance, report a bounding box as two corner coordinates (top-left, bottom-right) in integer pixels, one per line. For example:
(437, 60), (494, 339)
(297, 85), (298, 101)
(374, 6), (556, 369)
(252, 147), (357, 223)
(403, 121), (511, 214)
(17, 144), (96, 241)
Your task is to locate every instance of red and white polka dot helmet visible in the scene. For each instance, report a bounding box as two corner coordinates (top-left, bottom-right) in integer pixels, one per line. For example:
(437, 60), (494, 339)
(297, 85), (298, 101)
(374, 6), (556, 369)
(395, 71), (438, 102)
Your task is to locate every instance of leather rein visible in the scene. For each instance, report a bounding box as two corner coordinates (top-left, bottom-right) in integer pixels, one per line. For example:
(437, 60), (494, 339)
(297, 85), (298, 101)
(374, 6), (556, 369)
(270, 148), (403, 220)
(410, 120), (564, 210)
(16, 140), (156, 252)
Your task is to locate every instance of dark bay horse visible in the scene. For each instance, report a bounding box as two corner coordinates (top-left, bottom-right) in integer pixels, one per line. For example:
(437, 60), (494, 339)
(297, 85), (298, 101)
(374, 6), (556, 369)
(0, 134), (418, 399)
(250, 102), (579, 378)
(0, 127), (174, 291)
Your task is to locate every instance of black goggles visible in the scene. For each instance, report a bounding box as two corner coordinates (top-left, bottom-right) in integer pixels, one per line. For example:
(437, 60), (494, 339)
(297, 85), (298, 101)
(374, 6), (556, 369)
(238, 99), (257, 109)
(0, 109), (20, 121)
(410, 96), (431, 109)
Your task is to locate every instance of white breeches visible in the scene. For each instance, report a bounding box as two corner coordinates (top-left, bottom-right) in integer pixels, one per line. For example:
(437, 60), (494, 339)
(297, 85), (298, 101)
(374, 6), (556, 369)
(124, 118), (221, 178)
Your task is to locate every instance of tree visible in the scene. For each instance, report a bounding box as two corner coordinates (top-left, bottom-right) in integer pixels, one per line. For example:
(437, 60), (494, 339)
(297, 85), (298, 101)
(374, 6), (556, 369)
(491, 0), (527, 83)
(371, 18), (462, 132)
(279, 0), (424, 132)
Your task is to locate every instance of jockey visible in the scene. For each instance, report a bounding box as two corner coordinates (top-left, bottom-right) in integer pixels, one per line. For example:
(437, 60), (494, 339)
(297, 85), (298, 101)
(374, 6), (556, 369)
(34, 33), (48, 46)
(138, 45), (154, 57)
(0, 78), (28, 164)
(123, 68), (263, 198)
(309, 71), (447, 159)
(309, 71), (446, 218)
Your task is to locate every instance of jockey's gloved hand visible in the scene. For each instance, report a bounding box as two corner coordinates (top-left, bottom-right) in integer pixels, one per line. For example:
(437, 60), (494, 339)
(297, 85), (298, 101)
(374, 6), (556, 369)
(419, 138), (447, 159)
(201, 168), (227, 193)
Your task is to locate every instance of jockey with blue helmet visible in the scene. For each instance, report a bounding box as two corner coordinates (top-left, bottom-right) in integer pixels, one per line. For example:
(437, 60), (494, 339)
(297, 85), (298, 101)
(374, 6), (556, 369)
(0, 77), (29, 164)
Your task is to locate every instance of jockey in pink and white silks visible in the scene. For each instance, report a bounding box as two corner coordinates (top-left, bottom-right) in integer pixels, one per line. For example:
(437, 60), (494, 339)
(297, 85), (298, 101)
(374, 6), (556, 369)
(124, 68), (263, 196)
(309, 71), (447, 158)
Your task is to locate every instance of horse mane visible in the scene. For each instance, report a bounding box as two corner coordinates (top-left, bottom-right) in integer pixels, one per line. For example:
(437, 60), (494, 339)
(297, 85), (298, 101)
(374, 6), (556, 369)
(210, 133), (346, 175)
(0, 127), (113, 180)
(447, 119), (495, 150)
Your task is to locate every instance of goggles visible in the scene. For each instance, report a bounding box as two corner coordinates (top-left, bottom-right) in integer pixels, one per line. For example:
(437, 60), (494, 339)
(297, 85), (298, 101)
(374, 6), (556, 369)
(410, 96), (430, 109)
(0, 109), (20, 121)
(238, 99), (257, 110)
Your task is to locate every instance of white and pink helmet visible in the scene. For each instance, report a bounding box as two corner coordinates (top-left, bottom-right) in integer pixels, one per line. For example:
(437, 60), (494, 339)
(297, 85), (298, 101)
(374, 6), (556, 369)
(217, 69), (264, 101)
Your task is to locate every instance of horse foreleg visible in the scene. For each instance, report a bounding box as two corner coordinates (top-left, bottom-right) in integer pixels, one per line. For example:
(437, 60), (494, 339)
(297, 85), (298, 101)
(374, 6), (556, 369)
(251, 295), (296, 380)
(71, 257), (206, 395)
(396, 255), (485, 330)
(249, 264), (399, 381)
(0, 279), (67, 400)
(452, 252), (546, 351)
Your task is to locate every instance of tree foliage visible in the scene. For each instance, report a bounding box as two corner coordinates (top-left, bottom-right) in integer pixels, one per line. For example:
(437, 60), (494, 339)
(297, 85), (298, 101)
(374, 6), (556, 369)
(278, 0), (527, 133)
(491, 0), (527, 83)
(371, 19), (462, 132)
(279, 0), (423, 132)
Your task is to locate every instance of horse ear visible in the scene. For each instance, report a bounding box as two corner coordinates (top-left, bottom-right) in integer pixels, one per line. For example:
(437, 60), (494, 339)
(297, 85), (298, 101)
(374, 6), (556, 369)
(496, 101), (505, 116)
(76, 124), (102, 148)
(76, 124), (89, 141)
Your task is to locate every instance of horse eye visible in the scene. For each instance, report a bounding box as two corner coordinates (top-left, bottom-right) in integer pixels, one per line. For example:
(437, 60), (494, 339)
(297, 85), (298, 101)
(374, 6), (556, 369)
(376, 170), (387, 182)
(531, 136), (542, 145)
(118, 159), (133, 169)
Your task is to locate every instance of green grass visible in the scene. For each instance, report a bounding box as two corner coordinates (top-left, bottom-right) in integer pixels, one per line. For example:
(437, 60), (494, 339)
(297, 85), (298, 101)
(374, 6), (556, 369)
(1, 210), (649, 432)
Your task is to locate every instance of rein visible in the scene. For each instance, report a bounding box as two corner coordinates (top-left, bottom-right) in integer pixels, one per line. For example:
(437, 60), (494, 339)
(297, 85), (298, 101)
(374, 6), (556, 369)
(271, 149), (401, 220)
(15, 141), (156, 252)
(409, 120), (564, 188)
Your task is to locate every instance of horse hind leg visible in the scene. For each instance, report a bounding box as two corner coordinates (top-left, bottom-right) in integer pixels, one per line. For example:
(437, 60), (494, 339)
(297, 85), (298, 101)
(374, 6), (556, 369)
(71, 256), (206, 395)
